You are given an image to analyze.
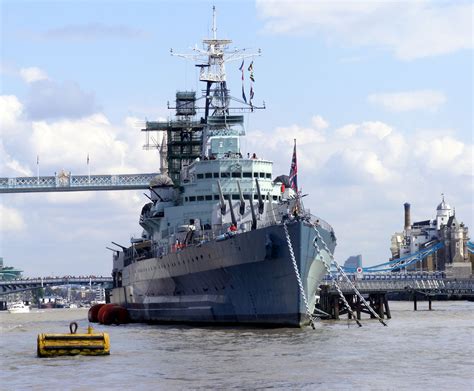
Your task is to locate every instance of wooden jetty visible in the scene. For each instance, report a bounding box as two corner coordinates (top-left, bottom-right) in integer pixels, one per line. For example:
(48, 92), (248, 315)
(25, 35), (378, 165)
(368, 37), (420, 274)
(316, 277), (474, 320)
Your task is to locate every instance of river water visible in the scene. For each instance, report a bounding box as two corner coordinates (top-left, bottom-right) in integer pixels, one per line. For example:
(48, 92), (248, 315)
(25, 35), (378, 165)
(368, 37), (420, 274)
(1, 301), (473, 390)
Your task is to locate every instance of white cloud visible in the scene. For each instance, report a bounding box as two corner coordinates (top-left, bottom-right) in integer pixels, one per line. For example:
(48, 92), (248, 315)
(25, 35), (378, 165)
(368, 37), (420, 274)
(0, 205), (25, 232)
(414, 135), (471, 176)
(257, 1), (473, 60)
(246, 114), (472, 265)
(311, 115), (329, 131)
(19, 67), (49, 83)
(368, 90), (446, 112)
(0, 95), (23, 129)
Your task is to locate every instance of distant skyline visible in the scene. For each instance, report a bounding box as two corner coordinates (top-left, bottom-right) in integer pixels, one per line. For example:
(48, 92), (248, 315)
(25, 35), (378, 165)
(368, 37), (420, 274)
(1, 0), (472, 276)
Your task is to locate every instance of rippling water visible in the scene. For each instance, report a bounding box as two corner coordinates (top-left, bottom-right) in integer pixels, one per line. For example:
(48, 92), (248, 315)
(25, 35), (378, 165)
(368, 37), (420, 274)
(1, 301), (473, 390)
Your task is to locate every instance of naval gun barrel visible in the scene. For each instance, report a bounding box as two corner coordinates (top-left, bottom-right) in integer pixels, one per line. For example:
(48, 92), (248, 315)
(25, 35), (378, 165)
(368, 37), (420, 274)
(249, 196), (257, 230)
(111, 241), (127, 251)
(217, 181), (226, 215)
(227, 196), (237, 227)
(255, 178), (264, 214)
(237, 181), (245, 215)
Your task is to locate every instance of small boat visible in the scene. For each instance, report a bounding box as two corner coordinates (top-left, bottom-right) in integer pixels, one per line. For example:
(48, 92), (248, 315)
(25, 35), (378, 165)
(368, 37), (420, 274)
(8, 301), (30, 314)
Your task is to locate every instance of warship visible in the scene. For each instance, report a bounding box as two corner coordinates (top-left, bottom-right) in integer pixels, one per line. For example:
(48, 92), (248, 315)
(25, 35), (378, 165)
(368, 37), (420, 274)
(109, 9), (337, 327)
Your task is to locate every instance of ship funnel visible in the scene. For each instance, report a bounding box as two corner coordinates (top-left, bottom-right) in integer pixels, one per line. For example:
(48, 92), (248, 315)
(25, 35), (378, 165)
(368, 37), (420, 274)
(255, 179), (264, 214)
(217, 181), (226, 215)
(237, 181), (245, 215)
(404, 202), (411, 230)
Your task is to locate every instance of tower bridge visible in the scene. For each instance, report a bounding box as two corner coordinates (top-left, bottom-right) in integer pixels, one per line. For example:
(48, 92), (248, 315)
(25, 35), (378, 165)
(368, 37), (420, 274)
(0, 172), (158, 193)
(0, 276), (113, 295)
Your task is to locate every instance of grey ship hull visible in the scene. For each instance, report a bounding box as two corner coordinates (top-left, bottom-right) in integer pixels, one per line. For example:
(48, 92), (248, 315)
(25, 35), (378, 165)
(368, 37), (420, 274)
(110, 220), (335, 327)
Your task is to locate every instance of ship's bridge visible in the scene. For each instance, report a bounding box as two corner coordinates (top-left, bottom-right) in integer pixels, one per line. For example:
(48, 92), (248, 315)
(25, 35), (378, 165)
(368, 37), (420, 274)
(180, 157), (281, 204)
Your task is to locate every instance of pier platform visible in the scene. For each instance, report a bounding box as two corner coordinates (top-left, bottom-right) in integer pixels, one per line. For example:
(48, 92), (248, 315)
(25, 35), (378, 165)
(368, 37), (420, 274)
(316, 275), (474, 320)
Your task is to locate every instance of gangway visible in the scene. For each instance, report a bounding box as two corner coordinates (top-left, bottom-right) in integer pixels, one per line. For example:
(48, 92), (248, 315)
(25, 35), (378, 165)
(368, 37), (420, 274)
(0, 172), (158, 194)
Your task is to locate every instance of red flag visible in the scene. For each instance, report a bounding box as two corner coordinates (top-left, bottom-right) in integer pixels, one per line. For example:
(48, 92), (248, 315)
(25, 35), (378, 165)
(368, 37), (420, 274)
(289, 140), (298, 191)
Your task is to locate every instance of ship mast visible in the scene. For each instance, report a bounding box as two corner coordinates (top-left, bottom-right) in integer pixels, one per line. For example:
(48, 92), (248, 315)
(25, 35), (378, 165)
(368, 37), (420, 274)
(171, 6), (261, 119)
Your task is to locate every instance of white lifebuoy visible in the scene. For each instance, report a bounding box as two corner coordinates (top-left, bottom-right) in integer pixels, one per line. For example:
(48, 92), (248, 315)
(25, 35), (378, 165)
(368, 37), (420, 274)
(356, 267), (363, 274)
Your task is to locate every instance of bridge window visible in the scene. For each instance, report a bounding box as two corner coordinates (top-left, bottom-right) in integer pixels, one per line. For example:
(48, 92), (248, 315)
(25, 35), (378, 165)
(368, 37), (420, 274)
(197, 196), (204, 201)
(231, 194), (239, 200)
(205, 195), (213, 201)
(259, 172), (265, 178)
(253, 173), (258, 178)
(266, 173), (272, 179)
(213, 173), (219, 178)
(243, 172), (252, 178)
(221, 172), (230, 178)
(189, 196), (196, 202)
(185, 197), (188, 202)
(197, 174), (204, 179)
(214, 195), (219, 200)
(205, 173), (212, 178)
(243, 194), (250, 200)
(231, 172), (241, 178)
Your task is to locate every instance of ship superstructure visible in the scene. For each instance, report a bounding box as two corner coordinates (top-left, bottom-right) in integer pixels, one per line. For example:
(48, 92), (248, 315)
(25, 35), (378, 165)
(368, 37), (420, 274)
(110, 8), (337, 326)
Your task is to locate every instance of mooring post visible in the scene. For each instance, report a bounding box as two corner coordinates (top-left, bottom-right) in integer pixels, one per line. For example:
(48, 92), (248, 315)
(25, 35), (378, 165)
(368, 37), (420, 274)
(347, 295), (353, 319)
(377, 294), (384, 319)
(334, 296), (340, 320)
(356, 294), (361, 320)
(383, 294), (391, 319)
(428, 296), (432, 311)
(369, 295), (376, 319)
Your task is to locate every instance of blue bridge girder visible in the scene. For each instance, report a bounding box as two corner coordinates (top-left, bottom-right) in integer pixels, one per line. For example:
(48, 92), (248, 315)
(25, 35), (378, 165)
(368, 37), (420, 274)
(0, 173), (159, 193)
(0, 276), (113, 295)
(342, 242), (445, 273)
(467, 241), (474, 254)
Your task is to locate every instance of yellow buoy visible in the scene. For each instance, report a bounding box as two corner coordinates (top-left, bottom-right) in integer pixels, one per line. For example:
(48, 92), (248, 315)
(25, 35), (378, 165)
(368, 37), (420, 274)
(37, 322), (110, 357)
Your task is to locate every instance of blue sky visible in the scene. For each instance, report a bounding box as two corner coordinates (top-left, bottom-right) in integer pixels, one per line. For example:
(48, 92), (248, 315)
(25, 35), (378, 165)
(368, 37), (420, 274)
(1, 0), (472, 276)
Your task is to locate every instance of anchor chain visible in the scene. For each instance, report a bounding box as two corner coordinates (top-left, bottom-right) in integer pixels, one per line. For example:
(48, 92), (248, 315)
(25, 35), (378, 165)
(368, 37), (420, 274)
(313, 238), (362, 327)
(332, 260), (388, 326)
(282, 222), (317, 329)
(312, 224), (387, 327)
